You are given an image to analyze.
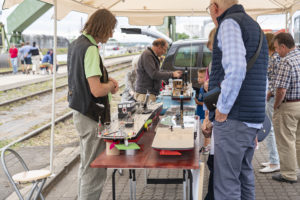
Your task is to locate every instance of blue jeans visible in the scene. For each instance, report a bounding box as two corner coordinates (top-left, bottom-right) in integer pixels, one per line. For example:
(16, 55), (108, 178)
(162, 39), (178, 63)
(214, 119), (256, 200)
(11, 58), (18, 74)
(265, 97), (280, 165)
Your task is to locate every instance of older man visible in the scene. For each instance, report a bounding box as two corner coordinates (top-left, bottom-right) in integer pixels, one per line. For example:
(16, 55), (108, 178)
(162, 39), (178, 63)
(202, 0), (269, 199)
(135, 38), (182, 102)
(272, 33), (300, 184)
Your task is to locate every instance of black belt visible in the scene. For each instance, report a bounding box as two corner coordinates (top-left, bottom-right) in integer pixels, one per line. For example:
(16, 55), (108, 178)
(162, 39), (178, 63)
(285, 99), (300, 103)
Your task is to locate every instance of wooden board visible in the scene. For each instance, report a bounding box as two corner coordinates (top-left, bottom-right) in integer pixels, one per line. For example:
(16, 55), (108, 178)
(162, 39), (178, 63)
(152, 127), (194, 150)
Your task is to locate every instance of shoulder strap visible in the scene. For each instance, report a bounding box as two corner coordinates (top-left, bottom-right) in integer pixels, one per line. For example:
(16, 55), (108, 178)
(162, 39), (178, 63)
(246, 30), (264, 72)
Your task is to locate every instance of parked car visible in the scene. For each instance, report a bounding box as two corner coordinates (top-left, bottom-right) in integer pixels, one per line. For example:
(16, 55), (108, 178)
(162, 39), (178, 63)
(161, 39), (211, 89)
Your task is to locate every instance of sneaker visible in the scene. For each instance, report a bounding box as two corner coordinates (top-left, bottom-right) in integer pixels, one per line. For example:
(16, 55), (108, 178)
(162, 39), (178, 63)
(259, 165), (280, 173)
(260, 162), (270, 167)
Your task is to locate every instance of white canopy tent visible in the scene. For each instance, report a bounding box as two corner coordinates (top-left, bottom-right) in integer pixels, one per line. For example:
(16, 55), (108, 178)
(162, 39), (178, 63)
(2, 0), (300, 173)
(3, 0), (300, 25)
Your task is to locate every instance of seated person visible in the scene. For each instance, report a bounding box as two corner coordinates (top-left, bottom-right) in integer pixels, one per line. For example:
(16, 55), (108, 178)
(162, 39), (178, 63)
(40, 50), (52, 73)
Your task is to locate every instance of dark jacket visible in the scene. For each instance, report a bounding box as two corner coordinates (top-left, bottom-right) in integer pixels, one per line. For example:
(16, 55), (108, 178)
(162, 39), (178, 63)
(209, 4), (268, 123)
(135, 47), (173, 95)
(67, 35), (110, 123)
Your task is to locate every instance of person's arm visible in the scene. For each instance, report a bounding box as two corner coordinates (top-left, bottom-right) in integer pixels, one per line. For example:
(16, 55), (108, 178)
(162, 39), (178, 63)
(194, 98), (204, 105)
(141, 53), (173, 80)
(274, 88), (286, 109)
(273, 59), (290, 109)
(215, 19), (247, 122)
(87, 76), (115, 97)
(84, 46), (118, 97)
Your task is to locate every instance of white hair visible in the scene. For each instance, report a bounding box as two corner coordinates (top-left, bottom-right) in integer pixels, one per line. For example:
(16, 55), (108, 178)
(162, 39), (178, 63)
(132, 55), (140, 71)
(213, 0), (238, 9)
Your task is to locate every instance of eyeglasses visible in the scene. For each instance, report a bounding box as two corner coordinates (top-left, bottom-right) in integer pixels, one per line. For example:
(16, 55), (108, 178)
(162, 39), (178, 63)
(161, 45), (168, 52)
(206, 3), (214, 14)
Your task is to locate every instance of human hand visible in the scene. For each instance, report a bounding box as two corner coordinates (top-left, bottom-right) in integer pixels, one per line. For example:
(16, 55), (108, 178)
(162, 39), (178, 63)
(111, 83), (119, 94)
(202, 118), (212, 138)
(215, 109), (227, 122)
(109, 78), (119, 94)
(109, 77), (118, 87)
(194, 97), (199, 104)
(173, 71), (182, 78)
(255, 136), (258, 149)
(267, 91), (272, 102)
(204, 80), (209, 92)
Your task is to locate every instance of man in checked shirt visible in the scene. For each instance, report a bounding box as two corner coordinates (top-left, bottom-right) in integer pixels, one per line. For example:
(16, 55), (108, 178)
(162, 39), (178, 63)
(272, 32), (300, 184)
(202, 0), (269, 199)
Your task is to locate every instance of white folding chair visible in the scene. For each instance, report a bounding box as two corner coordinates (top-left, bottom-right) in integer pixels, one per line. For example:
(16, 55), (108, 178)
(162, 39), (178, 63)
(1, 148), (51, 200)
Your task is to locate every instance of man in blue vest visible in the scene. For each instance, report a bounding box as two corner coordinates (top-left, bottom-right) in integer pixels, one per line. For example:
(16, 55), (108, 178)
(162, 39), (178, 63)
(202, 0), (269, 199)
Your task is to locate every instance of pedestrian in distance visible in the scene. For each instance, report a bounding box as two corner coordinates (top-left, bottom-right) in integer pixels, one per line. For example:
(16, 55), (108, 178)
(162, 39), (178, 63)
(29, 41), (41, 74)
(18, 42), (25, 74)
(9, 43), (18, 74)
(21, 42), (33, 74)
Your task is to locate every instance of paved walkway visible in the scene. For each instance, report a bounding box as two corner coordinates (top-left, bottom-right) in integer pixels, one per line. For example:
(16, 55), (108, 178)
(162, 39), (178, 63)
(45, 140), (300, 200)
(0, 55), (136, 91)
(0, 67), (67, 91)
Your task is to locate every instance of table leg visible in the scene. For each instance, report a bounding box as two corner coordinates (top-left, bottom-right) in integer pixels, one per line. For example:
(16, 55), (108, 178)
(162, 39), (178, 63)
(187, 170), (190, 200)
(112, 169), (117, 200)
(188, 170), (193, 200)
(129, 170), (133, 200)
(183, 170), (186, 200)
(132, 170), (136, 200)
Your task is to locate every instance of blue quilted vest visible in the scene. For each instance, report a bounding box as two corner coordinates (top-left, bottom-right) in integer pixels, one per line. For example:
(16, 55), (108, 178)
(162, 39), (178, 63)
(209, 4), (268, 123)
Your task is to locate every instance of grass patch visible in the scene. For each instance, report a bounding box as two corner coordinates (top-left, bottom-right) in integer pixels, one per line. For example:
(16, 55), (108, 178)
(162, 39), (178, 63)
(41, 48), (67, 55)
(0, 139), (11, 149)
(0, 77), (67, 104)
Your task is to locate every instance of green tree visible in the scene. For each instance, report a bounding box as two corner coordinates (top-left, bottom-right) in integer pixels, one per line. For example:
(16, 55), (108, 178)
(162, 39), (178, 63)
(176, 32), (190, 40)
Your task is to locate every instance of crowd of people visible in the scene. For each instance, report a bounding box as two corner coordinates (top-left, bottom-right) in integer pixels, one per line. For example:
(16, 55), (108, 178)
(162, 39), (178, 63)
(67, 0), (300, 199)
(201, 0), (300, 200)
(8, 41), (54, 75)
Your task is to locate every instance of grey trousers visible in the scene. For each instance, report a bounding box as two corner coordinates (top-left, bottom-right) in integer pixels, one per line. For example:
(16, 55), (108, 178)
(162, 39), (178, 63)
(73, 110), (107, 200)
(213, 119), (257, 200)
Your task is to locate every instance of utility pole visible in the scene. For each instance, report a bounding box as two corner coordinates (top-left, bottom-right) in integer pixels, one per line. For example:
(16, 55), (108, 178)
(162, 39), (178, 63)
(168, 16), (176, 41)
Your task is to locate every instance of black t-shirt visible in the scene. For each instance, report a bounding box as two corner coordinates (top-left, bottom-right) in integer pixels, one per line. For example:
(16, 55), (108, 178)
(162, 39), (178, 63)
(30, 48), (39, 56)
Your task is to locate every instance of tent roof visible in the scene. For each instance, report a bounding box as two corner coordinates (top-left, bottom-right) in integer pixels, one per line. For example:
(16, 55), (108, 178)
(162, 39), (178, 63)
(3, 0), (300, 25)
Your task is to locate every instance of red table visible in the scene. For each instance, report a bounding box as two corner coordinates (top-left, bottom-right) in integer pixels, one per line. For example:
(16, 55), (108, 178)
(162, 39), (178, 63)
(91, 118), (202, 200)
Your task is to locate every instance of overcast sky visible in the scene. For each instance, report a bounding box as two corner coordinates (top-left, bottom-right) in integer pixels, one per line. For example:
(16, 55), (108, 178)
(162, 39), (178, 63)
(1, 0), (299, 42)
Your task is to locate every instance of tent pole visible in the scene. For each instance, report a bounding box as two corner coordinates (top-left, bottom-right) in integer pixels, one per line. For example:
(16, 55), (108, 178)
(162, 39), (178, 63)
(286, 11), (288, 32)
(50, 0), (57, 173)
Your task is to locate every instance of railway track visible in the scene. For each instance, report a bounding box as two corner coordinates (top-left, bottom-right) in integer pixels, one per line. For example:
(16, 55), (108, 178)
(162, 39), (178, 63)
(0, 62), (128, 147)
(0, 82), (125, 151)
(0, 62), (131, 107)
(0, 53), (140, 76)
